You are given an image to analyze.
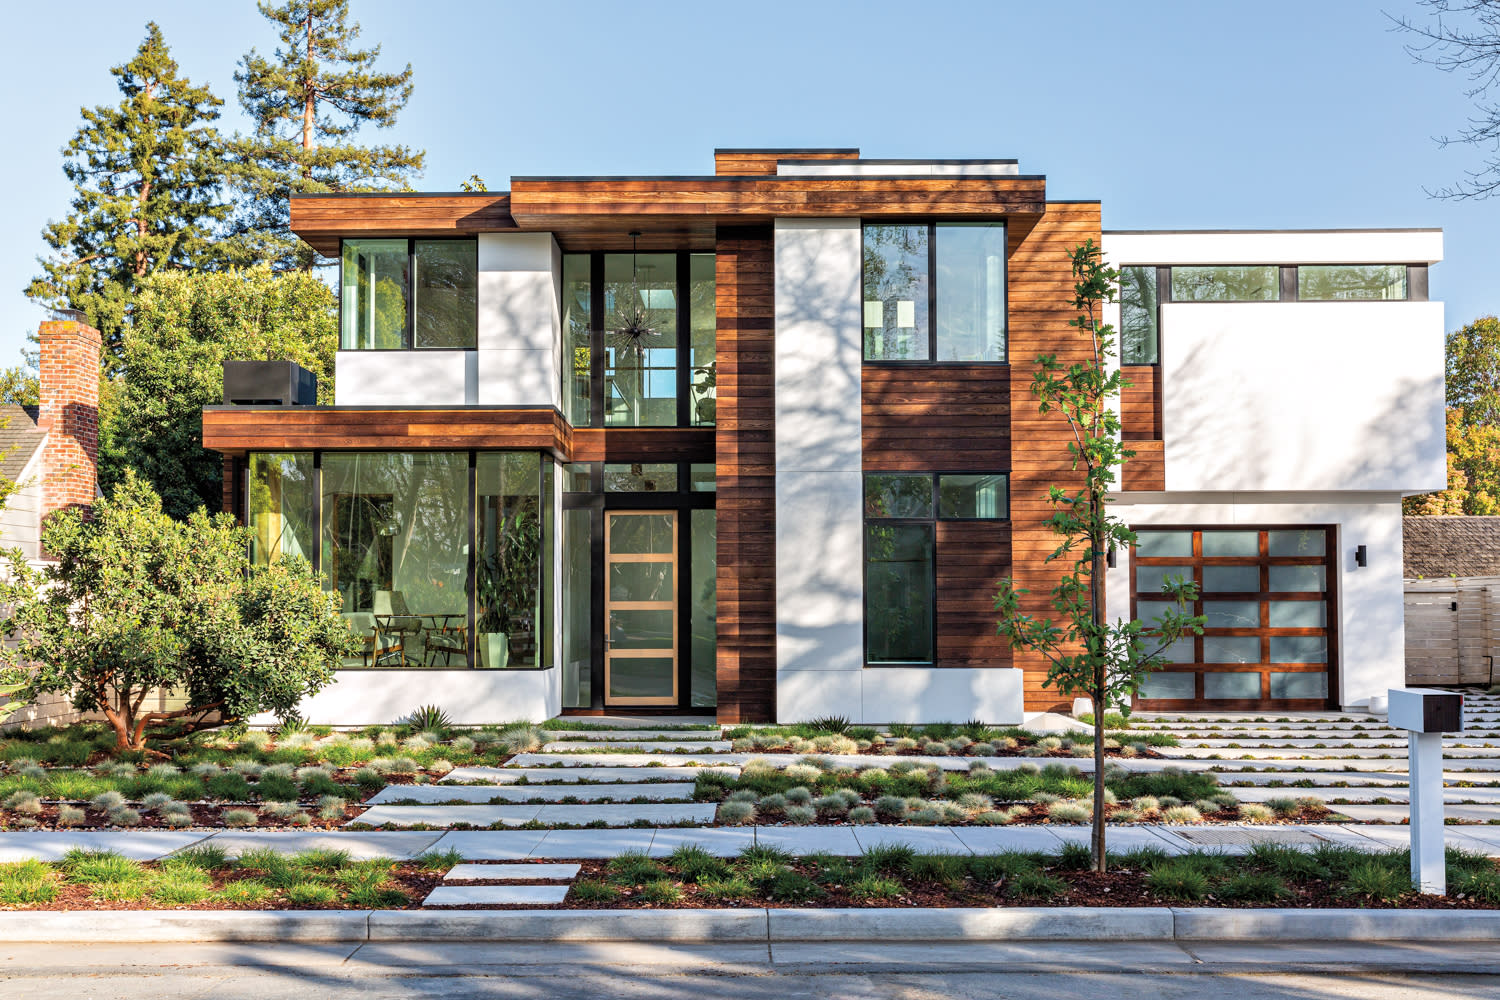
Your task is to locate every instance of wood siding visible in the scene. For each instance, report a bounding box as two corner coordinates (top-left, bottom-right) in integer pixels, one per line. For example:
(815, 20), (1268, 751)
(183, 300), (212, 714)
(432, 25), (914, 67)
(714, 226), (776, 723)
(202, 407), (570, 458)
(1120, 365), (1162, 441)
(1405, 576), (1500, 687)
(291, 193), (516, 256)
(862, 366), (1013, 669)
(1008, 203), (1102, 711)
(1122, 440), (1165, 491)
(570, 428), (715, 464)
(714, 149), (861, 176)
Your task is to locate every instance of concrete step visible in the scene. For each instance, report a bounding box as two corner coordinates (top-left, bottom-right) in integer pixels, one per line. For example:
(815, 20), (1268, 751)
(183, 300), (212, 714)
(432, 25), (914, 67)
(540, 740), (733, 753)
(441, 765), (735, 784)
(424, 884), (570, 906)
(541, 729), (723, 741)
(367, 782), (697, 805)
(352, 801), (718, 828)
(443, 863), (579, 881)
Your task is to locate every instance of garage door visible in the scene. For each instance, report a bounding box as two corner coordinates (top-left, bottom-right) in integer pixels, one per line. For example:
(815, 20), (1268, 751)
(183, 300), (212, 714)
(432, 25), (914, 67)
(1131, 527), (1336, 710)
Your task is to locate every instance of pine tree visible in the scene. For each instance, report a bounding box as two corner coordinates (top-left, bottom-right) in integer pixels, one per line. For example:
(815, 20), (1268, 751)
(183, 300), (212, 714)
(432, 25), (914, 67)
(231, 0), (424, 269)
(25, 23), (229, 366)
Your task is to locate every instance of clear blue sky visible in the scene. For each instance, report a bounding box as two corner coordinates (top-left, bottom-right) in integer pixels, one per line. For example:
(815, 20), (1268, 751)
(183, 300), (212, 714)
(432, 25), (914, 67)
(1, 0), (1492, 364)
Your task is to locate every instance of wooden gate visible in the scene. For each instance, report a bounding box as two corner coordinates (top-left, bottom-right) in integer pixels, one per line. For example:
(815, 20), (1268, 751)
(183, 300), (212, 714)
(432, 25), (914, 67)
(1404, 575), (1500, 686)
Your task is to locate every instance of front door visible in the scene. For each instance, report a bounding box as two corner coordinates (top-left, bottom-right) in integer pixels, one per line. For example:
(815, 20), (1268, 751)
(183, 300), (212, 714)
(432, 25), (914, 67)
(604, 510), (678, 705)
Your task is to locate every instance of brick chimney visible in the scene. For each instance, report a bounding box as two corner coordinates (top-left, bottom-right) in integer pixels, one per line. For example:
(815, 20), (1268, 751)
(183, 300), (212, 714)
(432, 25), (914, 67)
(37, 318), (101, 520)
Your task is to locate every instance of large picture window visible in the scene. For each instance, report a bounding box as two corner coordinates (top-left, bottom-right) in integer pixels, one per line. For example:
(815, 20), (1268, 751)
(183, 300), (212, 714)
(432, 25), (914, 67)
(863, 471), (1008, 665)
(560, 251), (715, 428)
(340, 238), (477, 350)
(863, 223), (1007, 362)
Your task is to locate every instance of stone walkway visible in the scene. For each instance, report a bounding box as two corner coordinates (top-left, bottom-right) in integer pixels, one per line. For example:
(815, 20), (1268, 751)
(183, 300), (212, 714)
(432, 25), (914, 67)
(1, 700), (1497, 863)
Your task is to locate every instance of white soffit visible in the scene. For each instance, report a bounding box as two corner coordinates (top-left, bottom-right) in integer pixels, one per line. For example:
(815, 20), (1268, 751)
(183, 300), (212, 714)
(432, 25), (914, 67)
(1102, 230), (1444, 266)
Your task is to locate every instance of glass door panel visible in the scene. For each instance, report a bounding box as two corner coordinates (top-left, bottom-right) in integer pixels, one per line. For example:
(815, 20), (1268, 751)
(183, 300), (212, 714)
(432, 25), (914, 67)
(605, 511), (678, 705)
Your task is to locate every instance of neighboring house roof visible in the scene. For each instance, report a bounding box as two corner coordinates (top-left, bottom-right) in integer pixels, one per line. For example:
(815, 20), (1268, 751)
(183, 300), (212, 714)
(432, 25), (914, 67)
(0, 405), (44, 485)
(1403, 516), (1500, 578)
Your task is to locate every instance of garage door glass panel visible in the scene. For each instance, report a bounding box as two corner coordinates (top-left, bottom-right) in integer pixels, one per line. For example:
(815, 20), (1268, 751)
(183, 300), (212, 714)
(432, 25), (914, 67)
(1203, 636), (1260, 663)
(1136, 531), (1192, 558)
(1270, 565), (1325, 592)
(1137, 565), (1192, 595)
(1270, 636), (1327, 663)
(1203, 566), (1259, 592)
(1138, 672), (1195, 699)
(1204, 672), (1261, 699)
(1268, 529), (1326, 557)
(1203, 600), (1259, 628)
(1163, 637), (1196, 663)
(1269, 600), (1326, 627)
(1201, 531), (1259, 557)
(1270, 672), (1328, 699)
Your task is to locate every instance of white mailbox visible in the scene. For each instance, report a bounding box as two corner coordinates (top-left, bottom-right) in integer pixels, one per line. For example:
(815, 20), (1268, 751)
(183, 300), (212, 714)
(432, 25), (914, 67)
(1389, 688), (1464, 734)
(1390, 687), (1465, 896)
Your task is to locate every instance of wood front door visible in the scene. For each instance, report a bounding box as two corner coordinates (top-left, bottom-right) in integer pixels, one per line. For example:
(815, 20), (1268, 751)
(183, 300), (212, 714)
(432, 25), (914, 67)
(604, 510), (678, 706)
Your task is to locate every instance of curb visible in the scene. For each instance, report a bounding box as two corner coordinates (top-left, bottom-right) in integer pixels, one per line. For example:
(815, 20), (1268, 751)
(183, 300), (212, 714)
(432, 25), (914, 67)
(3, 906), (1500, 943)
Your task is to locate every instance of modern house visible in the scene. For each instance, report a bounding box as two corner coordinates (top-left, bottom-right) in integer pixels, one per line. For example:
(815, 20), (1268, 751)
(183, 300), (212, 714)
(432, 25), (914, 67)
(201, 148), (1446, 725)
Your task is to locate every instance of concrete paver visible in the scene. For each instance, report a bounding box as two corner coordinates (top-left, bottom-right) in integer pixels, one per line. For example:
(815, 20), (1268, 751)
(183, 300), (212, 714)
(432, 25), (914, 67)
(424, 884), (570, 906)
(444, 862), (580, 880)
(0, 831), (210, 862)
(367, 782), (697, 804)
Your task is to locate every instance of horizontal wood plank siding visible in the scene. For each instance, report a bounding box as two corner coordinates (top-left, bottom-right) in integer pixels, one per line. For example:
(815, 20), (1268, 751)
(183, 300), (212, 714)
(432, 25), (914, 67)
(1122, 440), (1165, 491)
(570, 429), (715, 464)
(1009, 203), (1101, 711)
(202, 407), (570, 458)
(715, 225), (776, 723)
(1120, 365), (1162, 441)
(936, 521), (1014, 667)
(291, 194), (516, 256)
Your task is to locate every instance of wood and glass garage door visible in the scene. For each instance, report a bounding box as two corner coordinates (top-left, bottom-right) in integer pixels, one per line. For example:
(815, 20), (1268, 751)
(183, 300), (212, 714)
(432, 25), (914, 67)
(1131, 527), (1336, 710)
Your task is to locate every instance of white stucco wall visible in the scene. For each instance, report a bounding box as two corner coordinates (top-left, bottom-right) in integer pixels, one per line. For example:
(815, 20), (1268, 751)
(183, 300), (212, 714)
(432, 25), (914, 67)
(1104, 230), (1444, 267)
(334, 350), (474, 405)
(773, 219), (865, 719)
(265, 669), (561, 727)
(1161, 301), (1446, 494)
(476, 232), (562, 408)
(1106, 494), (1406, 710)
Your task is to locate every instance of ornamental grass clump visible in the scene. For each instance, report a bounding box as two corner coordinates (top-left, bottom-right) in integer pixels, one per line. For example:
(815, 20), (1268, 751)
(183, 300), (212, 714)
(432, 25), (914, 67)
(812, 794), (849, 817)
(1160, 805), (1203, 824)
(3, 790), (41, 815)
(56, 804), (86, 826)
(317, 795), (346, 821)
(107, 806), (142, 827)
(848, 805), (876, 824)
(222, 808), (258, 827)
(717, 801), (756, 825)
(1238, 803), (1275, 823)
(1145, 861), (1211, 901)
(783, 786), (813, 806)
(784, 805), (817, 824)
(1047, 801), (1091, 824)
(873, 795), (908, 821)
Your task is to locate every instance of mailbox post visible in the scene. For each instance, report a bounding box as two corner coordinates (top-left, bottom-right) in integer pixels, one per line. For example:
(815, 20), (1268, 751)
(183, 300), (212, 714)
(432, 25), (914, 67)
(1389, 687), (1464, 895)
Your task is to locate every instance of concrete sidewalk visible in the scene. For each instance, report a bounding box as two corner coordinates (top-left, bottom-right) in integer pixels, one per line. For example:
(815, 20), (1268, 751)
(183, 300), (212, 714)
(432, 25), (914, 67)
(0, 820), (1495, 862)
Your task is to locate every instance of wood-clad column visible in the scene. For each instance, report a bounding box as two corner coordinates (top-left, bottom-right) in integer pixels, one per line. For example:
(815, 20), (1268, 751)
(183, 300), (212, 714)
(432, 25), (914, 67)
(715, 225), (777, 722)
(1008, 203), (1102, 711)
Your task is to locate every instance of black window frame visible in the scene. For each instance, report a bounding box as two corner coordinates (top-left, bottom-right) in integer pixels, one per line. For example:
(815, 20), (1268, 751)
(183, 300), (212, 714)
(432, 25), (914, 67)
(861, 221), (1010, 365)
(861, 471), (1010, 668)
(338, 237), (480, 352)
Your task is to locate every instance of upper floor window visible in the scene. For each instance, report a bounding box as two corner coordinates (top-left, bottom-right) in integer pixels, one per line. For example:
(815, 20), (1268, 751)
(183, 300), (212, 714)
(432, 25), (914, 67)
(340, 238), (478, 350)
(863, 222), (1007, 363)
(1117, 262), (1424, 366)
(1298, 264), (1408, 301)
(561, 251), (715, 429)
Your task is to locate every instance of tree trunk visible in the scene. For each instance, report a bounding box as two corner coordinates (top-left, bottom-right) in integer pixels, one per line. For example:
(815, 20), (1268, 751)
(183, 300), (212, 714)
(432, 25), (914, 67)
(1091, 514), (1108, 874)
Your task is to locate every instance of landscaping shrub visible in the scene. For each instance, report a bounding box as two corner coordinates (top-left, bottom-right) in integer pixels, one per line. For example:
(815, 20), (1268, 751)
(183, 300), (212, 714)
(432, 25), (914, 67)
(1145, 861), (1211, 901)
(570, 880), (622, 903)
(1221, 872), (1291, 903)
(1237, 803), (1275, 823)
(1341, 860), (1408, 904)
(1005, 870), (1066, 901)
(0, 474), (358, 751)
(717, 801), (755, 825)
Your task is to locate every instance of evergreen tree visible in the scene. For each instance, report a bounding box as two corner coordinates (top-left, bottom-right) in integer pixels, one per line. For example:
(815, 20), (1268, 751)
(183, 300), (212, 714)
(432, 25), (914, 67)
(25, 23), (228, 366)
(231, 0), (424, 269)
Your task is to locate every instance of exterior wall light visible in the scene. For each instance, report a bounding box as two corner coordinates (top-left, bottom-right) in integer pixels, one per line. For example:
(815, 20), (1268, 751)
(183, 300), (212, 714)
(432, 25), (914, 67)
(1355, 544), (1368, 568)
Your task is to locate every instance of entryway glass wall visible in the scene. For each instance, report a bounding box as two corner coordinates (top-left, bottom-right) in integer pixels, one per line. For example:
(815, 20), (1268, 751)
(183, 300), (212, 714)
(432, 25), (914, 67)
(561, 461), (716, 710)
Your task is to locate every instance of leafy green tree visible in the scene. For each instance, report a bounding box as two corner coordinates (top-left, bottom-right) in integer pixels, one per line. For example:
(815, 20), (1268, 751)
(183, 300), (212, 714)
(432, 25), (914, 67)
(103, 266), (336, 518)
(0, 365), (39, 406)
(230, 0), (424, 269)
(0, 472), (356, 751)
(1447, 316), (1500, 424)
(25, 23), (229, 366)
(1406, 318), (1500, 515)
(993, 241), (1204, 873)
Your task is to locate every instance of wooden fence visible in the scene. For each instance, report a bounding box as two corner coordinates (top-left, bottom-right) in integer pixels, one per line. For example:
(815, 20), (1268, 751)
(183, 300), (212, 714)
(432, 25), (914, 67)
(1405, 575), (1500, 687)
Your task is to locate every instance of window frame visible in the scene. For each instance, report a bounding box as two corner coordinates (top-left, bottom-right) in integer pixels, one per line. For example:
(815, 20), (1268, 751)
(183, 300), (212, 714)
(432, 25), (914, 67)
(861, 221), (1009, 365)
(861, 470), (1010, 667)
(339, 237), (479, 352)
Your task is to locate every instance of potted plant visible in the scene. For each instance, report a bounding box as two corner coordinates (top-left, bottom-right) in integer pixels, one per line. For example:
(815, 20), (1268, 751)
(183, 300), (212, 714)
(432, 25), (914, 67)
(475, 505), (540, 668)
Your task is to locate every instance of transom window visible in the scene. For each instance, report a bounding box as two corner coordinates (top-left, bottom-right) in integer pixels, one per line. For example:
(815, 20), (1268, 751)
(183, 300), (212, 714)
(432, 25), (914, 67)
(862, 223), (1007, 363)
